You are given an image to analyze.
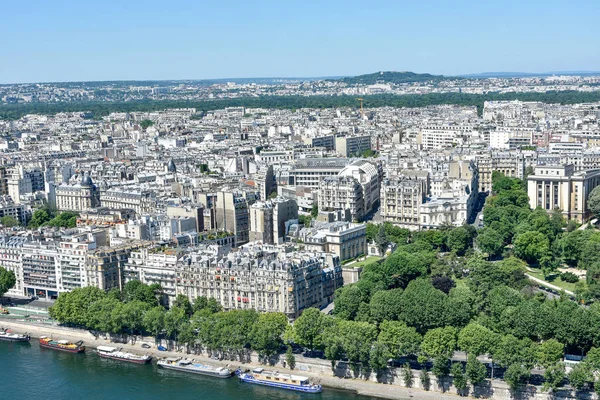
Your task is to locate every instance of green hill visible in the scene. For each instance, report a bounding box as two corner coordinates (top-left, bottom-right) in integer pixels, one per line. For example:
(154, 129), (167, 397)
(336, 71), (446, 85)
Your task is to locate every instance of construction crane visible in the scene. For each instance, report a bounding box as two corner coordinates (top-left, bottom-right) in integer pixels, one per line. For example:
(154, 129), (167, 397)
(356, 98), (364, 118)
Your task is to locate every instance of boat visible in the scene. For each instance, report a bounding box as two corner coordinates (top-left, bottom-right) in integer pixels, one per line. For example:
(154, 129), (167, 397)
(38, 336), (85, 353)
(157, 357), (233, 378)
(237, 368), (322, 393)
(96, 346), (151, 364)
(0, 328), (30, 342)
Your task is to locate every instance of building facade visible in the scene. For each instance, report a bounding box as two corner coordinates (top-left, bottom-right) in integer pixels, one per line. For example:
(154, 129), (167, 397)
(527, 164), (600, 222)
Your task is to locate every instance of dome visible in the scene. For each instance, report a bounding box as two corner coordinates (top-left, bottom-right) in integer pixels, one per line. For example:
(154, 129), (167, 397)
(81, 173), (94, 186)
(167, 159), (177, 173)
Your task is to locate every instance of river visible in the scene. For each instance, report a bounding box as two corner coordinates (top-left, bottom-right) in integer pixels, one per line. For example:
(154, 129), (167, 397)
(0, 340), (380, 400)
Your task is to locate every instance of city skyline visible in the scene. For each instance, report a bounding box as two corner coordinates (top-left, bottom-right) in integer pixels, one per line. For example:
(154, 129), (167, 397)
(2, 0), (599, 84)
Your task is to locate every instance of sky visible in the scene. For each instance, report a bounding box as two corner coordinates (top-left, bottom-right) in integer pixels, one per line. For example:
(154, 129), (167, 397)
(1, 0), (599, 83)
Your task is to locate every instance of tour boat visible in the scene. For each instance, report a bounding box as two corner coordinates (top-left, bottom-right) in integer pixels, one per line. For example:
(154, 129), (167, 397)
(0, 328), (30, 342)
(237, 368), (322, 393)
(96, 346), (151, 364)
(38, 336), (85, 353)
(157, 357), (233, 378)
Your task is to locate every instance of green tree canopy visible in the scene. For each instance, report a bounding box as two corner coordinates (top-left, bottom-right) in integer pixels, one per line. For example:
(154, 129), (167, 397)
(420, 326), (458, 360)
(0, 267), (16, 298)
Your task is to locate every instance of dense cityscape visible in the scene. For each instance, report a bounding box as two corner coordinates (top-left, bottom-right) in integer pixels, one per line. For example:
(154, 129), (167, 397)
(2, 71), (600, 398)
(2, 0), (600, 398)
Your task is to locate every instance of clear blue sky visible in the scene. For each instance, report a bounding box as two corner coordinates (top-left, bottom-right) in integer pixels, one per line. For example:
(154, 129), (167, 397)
(1, 0), (598, 83)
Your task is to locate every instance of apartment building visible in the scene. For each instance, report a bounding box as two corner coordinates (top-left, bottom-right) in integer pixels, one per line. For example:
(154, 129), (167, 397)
(249, 197), (298, 245)
(289, 158), (351, 188)
(176, 245), (342, 319)
(0, 196), (26, 225)
(299, 221), (367, 261)
(54, 174), (101, 212)
(22, 241), (60, 299)
(0, 235), (28, 297)
(86, 243), (146, 291)
(380, 177), (428, 230)
(335, 135), (372, 157)
(527, 164), (600, 222)
(100, 188), (157, 215)
(215, 191), (250, 246)
(123, 248), (181, 305)
(419, 125), (475, 150)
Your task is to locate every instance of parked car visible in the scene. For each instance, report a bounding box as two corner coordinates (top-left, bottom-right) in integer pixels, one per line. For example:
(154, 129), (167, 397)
(141, 343), (151, 349)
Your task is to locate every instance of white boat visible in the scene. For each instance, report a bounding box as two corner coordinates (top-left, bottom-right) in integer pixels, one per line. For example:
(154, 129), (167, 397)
(157, 358), (232, 378)
(96, 346), (151, 364)
(237, 368), (322, 393)
(0, 328), (30, 342)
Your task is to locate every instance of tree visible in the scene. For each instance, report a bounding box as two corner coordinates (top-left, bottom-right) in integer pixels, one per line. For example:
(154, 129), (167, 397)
(0, 216), (18, 227)
(399, 279), (449, 332)
(285, 346), (296, 370)
(192, 296), (208, 313)
(451, 362), (468, 394)
(465, 355), (487, 386)
(140, 119), (154, 130)
(336, 320), (378, 365)
(536, 339), (564, 369)
(123, 280), (158, 306)
(475, 227), (504, 257)
(513, 231), (550, 264)
(164, 306), (187, 342)
(432, 357), (450, 383)
(584, 346), (600, 370)
(402, 363), (414, 387)
(368, 288), (404, 323)
(121, 300), (150, 336)
(369, 341), (391, 372)
(29, 209), (52, 228)
(568, 363), (591, 391)
(421, 326), (458, 360)
(251, 312), (288, 359)
(420, 368), (431, 390)
(48, 286), (105, 327)
(504, 363), (530, 391)
(588, 186), (600, 219)
(87, 297), (120, 333)
(143, 306), (166, 340)
(0, 267), (16, 298)
(377, 321), (422, 358)
(493, 335), (536, 370)
(333, 285), (364, 320)
(374, 224), (388, 254)
(446, 226), (475, 256)
(311, 204), (318, 218)
(431, 276), (455, 294)
(458, 323), (494, 357)
(173, 294), (193, 317)
(382, 251), (431, 289)
(542, 362), (565, 392)
(291, 308), (328, 352)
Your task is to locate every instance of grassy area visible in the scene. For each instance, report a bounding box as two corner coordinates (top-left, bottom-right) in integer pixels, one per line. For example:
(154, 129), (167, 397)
(348, 256), (383, 268)
(526, 268), (584, 293)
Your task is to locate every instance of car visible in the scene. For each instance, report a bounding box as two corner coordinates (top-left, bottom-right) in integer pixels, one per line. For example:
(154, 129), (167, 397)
(141, 343), (151, 349)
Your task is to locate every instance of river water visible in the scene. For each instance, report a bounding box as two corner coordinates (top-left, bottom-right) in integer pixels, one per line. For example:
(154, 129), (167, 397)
(0, 341), (380, 400)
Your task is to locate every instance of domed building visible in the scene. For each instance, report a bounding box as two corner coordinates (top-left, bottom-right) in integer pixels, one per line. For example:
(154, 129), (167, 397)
(54, 172), (101, 212)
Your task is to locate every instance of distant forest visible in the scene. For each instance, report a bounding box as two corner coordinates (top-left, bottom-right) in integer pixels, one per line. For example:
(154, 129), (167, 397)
(333, 71), (446, 84)
(1, 91), (600, 120)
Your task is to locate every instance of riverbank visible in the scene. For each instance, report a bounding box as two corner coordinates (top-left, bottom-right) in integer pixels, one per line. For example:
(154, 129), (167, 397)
(0, 319), (461, 400)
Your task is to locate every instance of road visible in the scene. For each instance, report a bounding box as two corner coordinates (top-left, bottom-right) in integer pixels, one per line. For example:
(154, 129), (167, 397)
(526, 273), (575, 296)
